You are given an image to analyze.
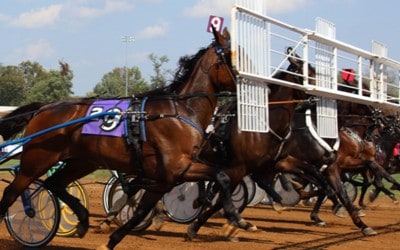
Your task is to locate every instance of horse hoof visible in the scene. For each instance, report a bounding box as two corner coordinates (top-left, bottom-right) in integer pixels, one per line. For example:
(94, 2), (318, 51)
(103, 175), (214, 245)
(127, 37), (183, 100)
(228, 237), (240, 242)
(362, 227), (377, 236)
(237, 219), (257, 231)
(152, 216), (164, 231)
(245, 223), (259, 232)
(96, 244), (110, 250)
(357, 210), (366, 217)
(186, 223), (197, 241)
(272, 202), (286, 214)
(315, 221), (326, 227)
(93, 221), (111, 234)
(222, 223), (240, 241)
(335, 207), (347, 218)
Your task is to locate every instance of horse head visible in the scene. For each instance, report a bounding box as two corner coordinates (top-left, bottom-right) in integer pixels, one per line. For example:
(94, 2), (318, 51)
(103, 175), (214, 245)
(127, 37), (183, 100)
(171, 26), (236, 97)
(207, 26), (237, 92)
(286, 47), (316, 86)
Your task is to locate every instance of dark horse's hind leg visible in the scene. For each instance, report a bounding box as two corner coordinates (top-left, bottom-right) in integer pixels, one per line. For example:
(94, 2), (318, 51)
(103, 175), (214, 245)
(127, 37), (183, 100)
(187, 182), (257, 241)
(187, 197), (229, 240)
(310, 194), (329, 226)
(43, 160), (96, 238)
(325, 164), (377, 236)
(367, 161), (400, 204)
(98, 190), (164, 250)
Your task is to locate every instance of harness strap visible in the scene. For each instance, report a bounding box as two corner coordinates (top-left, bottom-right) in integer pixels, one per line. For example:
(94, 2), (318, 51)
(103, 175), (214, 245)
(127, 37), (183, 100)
(272, 128), (292, 161)
(129, 98), (145, 174)
(144, 113), (205, 138)
(305, 109), (337, 153)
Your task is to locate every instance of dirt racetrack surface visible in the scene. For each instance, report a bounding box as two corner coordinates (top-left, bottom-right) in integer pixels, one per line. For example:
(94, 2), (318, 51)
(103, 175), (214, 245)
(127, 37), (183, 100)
(1, 179), (400, 250)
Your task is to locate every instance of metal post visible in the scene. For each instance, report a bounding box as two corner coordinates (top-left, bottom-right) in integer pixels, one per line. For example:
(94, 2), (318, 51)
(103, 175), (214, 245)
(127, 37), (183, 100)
(121, 35), (135, 96)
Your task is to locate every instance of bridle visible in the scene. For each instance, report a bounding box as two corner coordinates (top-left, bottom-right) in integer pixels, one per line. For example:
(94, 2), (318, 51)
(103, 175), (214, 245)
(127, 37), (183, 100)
(200, 39), (237, 90)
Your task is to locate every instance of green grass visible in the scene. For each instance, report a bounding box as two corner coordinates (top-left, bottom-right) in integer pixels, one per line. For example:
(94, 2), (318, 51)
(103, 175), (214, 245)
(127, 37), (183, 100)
(351, 172), (400, 196)
(82, 169), (112, 181)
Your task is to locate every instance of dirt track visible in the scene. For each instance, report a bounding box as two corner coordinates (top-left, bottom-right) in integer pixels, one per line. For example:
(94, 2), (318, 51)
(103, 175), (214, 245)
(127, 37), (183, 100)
(1, 179), (400, 250)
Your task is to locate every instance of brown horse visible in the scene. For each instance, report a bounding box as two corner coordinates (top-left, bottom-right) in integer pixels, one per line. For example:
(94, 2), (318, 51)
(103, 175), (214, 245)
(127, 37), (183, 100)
(339, 113), (400, 206)
(188, 48), (379, 239)
(186, 48), (347, 240)
(277, 52), (400, 231)
(284, 88), (400, 225)
(0, 27), (249, 250)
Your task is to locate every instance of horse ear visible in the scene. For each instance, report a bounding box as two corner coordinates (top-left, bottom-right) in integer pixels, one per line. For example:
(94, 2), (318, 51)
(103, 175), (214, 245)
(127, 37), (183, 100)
(212, 26), (230, 48)
(211, 25), (220, 41)
(222, 27), (230, 40)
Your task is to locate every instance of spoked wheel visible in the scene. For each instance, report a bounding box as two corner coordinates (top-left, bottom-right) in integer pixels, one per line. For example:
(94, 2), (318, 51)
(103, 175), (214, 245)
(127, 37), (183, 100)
(103, 175), (155, 231)
(243, 176), (257, 206)
(162, 182), (202, 223)
(247, 178), (266, 206)
(56, 181), (89, 237)
(272, 173), (301, 207)
(5, 179), (61, 248)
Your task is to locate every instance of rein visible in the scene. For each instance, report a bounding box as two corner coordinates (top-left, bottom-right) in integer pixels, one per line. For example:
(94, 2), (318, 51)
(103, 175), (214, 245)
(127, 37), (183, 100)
(268, 99), (311, 105)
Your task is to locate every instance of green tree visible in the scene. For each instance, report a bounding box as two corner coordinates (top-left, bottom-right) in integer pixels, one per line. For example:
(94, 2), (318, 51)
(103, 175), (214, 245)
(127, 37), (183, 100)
(25, 61), (74, 103)
(19, 61), (48, 89)
(148, 53), (173, 89)
(0, 65), (26, 105)
(89, 66), (149, 98)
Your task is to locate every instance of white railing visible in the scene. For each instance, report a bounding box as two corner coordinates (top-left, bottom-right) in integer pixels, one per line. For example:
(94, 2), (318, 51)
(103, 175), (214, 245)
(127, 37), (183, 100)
(232, 1), (400, 133)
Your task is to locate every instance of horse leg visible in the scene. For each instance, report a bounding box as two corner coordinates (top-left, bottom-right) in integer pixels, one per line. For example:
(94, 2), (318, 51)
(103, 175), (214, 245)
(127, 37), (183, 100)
(183, 165), (249, 230)
(358, 178), (370, 208)
(369, 161), (400, 190)
(43, 160), (96, 238)
(97, 177), (146, 233)
(193, 181), (211, 209)
(366, 162), (398, 203)
(187, 198), (225, 240)
(98, 190), (164, 250)
(188, 191), (254, 242)
(370, 186), (397, 203)
(310, 194), (328, 226)
(0, 174), (35, 221)
(325, 164), (377, 236)
(214, 170), (249, 229)
(369, 177), (397, 204)
(251, 174), (283, 207)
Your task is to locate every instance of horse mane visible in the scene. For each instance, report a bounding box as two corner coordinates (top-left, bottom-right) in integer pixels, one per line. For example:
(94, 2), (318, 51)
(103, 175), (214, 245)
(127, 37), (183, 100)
(0, 102), (45, 140)
(136, 46), (209, 97)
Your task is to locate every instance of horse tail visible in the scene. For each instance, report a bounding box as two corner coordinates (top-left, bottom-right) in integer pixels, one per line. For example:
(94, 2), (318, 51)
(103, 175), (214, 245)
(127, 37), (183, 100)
(0, 102), (46, 140)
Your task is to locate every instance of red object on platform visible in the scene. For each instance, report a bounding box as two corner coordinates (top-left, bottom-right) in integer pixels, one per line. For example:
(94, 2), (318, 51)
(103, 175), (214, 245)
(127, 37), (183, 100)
(342, 68), (355, 83)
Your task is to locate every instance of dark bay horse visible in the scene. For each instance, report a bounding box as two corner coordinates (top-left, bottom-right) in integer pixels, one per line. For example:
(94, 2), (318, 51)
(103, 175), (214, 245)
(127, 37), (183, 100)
(286, 86), (400, 225)
(345, 114), (400, 205)
(188, 48), (379, 239)
(332, 98), (400, 205)
(0, 27), (249, 250)
(186, 48), (346, 240)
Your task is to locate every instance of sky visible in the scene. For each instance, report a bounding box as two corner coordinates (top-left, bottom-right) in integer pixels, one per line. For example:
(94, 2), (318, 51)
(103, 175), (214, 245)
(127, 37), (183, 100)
(0, 0), (399, 96)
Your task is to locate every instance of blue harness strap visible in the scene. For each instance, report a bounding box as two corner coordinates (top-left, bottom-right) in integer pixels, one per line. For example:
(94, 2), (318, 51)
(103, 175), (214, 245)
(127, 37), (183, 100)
(176, 115), (205, 137)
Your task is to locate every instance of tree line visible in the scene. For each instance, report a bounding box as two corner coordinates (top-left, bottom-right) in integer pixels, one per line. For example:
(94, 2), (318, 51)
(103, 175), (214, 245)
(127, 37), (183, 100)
(0, 53), (172, 106)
